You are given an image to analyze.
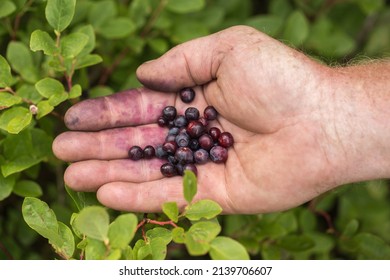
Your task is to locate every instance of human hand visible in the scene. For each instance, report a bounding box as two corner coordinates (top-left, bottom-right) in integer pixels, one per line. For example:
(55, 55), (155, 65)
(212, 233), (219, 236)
(53, 26), (371, 214)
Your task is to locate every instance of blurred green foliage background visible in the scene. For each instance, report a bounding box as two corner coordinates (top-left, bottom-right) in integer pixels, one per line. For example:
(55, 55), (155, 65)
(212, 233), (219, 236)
(0, 0), (389, 260)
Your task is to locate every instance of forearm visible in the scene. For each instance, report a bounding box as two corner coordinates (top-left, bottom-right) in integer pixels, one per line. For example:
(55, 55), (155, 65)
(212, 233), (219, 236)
(329, 60), (390, 185)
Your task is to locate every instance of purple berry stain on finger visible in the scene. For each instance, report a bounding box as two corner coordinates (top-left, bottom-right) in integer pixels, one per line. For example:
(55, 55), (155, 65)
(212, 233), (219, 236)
(128, 87), (235, 178)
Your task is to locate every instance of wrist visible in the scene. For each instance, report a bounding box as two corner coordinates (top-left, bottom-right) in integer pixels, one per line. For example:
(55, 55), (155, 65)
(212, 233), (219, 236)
(323, 61), (390, 186)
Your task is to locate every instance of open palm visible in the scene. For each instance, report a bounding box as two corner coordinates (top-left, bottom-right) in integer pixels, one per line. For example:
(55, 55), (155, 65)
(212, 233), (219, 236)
(53, 26), (343, 214)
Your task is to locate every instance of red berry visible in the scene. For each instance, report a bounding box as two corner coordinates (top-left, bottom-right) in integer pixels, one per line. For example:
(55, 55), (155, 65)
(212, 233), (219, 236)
(210, 146), (228, 163)
(128, 146), (143, 160)
(218, 132), (234, 148)
(179, 88), (195, 103)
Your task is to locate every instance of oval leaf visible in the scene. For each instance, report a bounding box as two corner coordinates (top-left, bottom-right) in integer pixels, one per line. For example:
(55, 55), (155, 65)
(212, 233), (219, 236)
(0, 55), (14, 87)
(13, 180), (43, 197)
(30, 30), (57, 55)
(282, 10), (309, 46)
(0, 173), (16, 201)
(98, 17), (136, 39)
(166, 0), (205, 14)
(162, 201), (179, 222)
(0, 106), (32, 134)
(73, 206), (109, 242)
(183, 170), (197, 204)
(22, 197), (61, 244)
(0, 1), (16, 19)
(210, 236), (250, 260)
(185, 199), (222, 221)
(60, 33), (89, 58)
(185, 221), (221, 256)
(54, 222), (75, 259)
(35, 77), (65, 98)
(108, 213), (138, 250)
(45, 0), (76, 32)
(0, 92), (22, 108)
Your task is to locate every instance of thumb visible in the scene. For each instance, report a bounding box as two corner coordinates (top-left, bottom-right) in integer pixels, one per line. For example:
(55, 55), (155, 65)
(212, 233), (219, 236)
(136, 26), (254, 92)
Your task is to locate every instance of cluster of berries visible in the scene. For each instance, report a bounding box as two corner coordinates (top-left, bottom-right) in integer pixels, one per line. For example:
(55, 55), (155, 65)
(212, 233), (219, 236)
(128, 88), (234, 177)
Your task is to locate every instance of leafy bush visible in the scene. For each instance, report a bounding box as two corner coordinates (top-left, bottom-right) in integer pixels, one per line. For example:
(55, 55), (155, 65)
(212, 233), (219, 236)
(0, 0), (389, 260)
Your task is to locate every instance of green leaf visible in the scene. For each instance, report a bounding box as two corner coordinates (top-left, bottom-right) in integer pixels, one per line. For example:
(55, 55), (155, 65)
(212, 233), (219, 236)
(84, 237), (106, 260)
(6, 41), (38, 83)
(75, 25), (96, 57)
(73, 206), (109, 242)
(185, 221), (221, 256)
(60, 33), (89, 58)
(172, 227), (185, 244)
(1, 156), (40, 177)
(74, 54), (102, 69)
(166, 0), (205, 14)
(162, 202), (179, 222)
(147, 38), (169, 54)
(30, 30), (57, 55)
(185, 199), (222, 221)
(276, 234), (315, 252)
(17, 85), (42, 104)
(88, 0), (117, 29)
(342, 219), (359, 238)
(48, 91), (68, 107)
(54, 222), (75, 259)
(0, 1), (16, 19)
(35, 77), (65, 99)
(282, 10), (309, 46)
(0, 106), (32, 134)
(133, 239), (151, 260)
(108, 213), (138, 250)
(183, 170), (197, 204)
(0, 173), (16, 201)
(149, 237), (168, 260)
(22, 197), (62, 245)
(98, 18), (136, 39)
(0, 92), (22, 108)
(69, 84), (82, 99)
(210, 236), (250, 260)
(146, 227), (172, 246)
(352, 233), (390, 259)
(36, 100), (54, 119)
(355, 0), (385, 14)
(45, 0), (76, 32)
(245, 15), (284, 37)
(128, 0), (151, 29)
(13, 180), (43, 197)
(0, 55), (14, 88)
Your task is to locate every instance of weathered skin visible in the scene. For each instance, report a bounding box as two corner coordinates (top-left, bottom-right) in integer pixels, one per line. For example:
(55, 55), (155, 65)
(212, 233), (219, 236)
(53, 26), (390, 214)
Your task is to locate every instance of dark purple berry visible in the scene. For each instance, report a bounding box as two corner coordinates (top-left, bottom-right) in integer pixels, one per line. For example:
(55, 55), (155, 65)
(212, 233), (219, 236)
(204, 106), (218, 121)
(161, 163), (178, 177)
(210, 145), (228, 163)
(175, 163), (183, 175)
(162, 141), (177, 154)
(179, 88), (195, 103)
(174, 115), (188, 127)
(128, 146), (143, 160)
(208, 127), (221, 142)
(175, 147), (194, 164)
(155, 145), (168, 159)
(143, 145), (155, 159)
(175, 132), (190, 147)
(157, 116), (168, 127)
(162, 106), (177, 121)
(168, 155), (178, 165)
(183, 163), (198, 176)
(185, 107), (200, 120)
(194, 149), (209, 164)
(218, 132), (234, 148)
(186, 120), (205, 138)
(198, 134), (214, 150)
(188, 138), (200, 150)
(165, 134), (176, 142)
(168, 127), (180, 135)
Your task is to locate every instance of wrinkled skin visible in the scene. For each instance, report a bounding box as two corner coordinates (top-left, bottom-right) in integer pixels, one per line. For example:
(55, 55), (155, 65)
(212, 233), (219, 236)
(53, 26), (360, 214)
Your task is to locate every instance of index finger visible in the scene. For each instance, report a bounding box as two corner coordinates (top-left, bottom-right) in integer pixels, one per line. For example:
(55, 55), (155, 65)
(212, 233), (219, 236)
(64, 88), (174, 131)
